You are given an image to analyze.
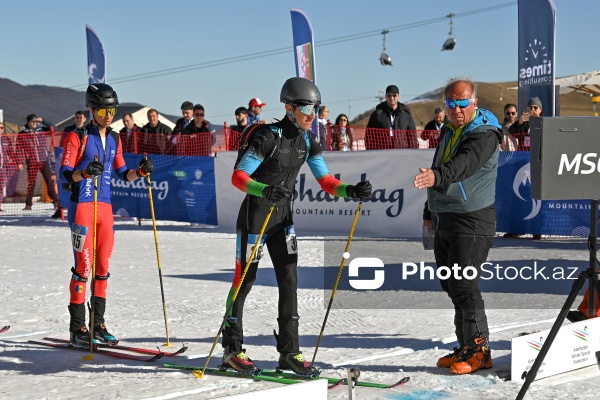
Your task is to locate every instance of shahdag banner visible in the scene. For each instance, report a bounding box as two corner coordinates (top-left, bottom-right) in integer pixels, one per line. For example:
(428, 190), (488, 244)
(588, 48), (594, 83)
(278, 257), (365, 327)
(215, 151), (427, 237)
(54, 150), (217, 225)
(86, 24), (106, 85)
(518, 0), (556, 115)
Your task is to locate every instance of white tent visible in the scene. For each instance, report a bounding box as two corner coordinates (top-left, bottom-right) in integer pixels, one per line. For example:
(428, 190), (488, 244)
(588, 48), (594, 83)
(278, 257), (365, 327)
(554, 70), (600, 95)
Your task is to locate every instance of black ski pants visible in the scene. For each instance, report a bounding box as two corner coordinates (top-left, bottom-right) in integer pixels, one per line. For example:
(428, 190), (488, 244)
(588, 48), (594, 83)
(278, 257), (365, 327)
(434, 232), (493, 348)
(222, 221), (300, 355)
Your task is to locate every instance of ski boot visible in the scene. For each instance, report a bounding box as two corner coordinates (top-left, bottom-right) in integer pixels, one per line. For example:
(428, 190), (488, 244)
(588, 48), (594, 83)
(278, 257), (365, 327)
(221, 348), (260, 374)
(88, 297), (118, 345)
(277, 352), (320, 377)
(450, 337), (492, 374)
(68, 303), (90, 348)
(91, 323), (118, 345)
(437, 346), (465, 368)
(69, 326), (91, 348)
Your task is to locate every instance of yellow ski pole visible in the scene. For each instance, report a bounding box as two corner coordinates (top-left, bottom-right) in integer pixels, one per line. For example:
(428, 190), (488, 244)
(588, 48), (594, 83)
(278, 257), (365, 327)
(83, 156), (99, 361)
(194, 205), (275, 378)
(144, 153), (171, 346)
(311, 201), (363, 365)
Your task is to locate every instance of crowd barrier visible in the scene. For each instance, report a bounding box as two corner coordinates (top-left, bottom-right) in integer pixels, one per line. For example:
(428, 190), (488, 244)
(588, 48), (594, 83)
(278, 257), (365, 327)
(2, 128), (586, 237)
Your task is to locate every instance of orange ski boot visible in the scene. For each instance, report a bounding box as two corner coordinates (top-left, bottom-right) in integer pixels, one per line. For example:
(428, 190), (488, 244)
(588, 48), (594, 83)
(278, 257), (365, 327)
(450, 337), (492, 375)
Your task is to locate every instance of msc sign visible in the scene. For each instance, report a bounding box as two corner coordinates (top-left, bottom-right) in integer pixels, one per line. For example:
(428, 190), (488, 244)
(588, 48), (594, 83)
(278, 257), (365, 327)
(558, 153), (600, 175)
(530, 117), (600, 200)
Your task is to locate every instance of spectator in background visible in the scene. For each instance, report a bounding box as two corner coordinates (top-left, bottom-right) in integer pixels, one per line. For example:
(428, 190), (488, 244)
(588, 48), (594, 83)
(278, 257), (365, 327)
(63, 110), (87, 133)
(509, 97), (542, 152)
(330, 114), (353, 151)
(365, 85), (416, 149)
(171, 101), (194, 155)
(231, 107), (249, 133)
(182, 104), (213, 156)
(228, 107), (249, 151)
(119, 113), (144, 153)
(0, 122), (19, 212)
(173, 101), (194, 134)
(317, 105), (329, 147)
(17, 114), (60, 211)
(499, 103), (518, 151)
(248, 98), (267, 125)
(422, 107), (449, 148)
(505, 97), (543, 240)
(142, 109), (173, 154)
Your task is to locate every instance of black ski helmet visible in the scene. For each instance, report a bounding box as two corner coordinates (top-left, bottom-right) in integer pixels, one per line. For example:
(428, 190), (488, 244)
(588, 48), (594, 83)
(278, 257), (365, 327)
(280, 77), (321, 105)
(86, 83), (119, 109)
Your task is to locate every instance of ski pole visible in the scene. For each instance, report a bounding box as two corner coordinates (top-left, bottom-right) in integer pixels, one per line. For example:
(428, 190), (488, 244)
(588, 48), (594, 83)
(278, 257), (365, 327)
(195, 205), (275, 379)
(144, 153), (171, 347)
(311, 201), (363, 365)
(83, 156), (99, 361)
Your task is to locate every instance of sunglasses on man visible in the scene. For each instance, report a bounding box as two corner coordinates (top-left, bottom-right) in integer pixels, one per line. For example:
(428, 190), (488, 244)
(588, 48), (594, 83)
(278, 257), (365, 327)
(444, 98), (475, 109)
(295, 104), (320, 116)
(94, 108), (117, 117)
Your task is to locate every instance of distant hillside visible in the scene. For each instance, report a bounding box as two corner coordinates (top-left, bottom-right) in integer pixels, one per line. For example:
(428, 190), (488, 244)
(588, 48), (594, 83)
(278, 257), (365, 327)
(0, 78), (88, 130)
(0, 78), (180, 132)
(352, 81), (596, 128)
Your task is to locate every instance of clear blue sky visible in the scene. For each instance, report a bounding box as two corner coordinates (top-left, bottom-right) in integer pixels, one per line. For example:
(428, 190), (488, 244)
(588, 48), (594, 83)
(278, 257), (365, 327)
(1, 0), (598, 124)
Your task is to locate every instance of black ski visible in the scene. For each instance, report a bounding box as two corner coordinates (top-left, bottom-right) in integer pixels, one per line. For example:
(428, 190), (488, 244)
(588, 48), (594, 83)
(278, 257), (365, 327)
(28, 339), (163, 362)
(43, 337), (186, 356)
(0, 325), (10, 334)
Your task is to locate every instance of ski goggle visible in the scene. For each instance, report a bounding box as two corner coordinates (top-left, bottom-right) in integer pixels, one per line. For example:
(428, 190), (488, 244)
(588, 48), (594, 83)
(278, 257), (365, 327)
(444, 98), (475, 109)
(94, 107), (117, 117)
(295, 104), (320, 116)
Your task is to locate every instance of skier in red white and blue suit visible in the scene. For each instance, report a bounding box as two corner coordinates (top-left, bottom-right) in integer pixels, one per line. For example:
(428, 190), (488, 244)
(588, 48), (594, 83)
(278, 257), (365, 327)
(59, 83), (154, 346)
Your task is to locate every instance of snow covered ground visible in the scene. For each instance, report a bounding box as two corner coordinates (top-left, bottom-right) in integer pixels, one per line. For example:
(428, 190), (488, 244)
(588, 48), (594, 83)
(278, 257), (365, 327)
(1, 217), (599, 400)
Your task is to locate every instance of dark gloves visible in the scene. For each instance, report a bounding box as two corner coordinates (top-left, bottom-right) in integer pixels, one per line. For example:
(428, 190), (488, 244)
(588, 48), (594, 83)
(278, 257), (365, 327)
(262, 184), (292, 203)
(83, 160), (104, 178)
(346, 180), (372, 201)
(137, 158), (154, 177)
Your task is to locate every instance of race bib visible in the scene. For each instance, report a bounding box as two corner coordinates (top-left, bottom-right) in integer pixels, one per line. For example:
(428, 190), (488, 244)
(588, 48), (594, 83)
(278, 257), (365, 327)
(246, 233), (265, 263)
(71, 224), (88, 253)
(286, 226), (298, 255)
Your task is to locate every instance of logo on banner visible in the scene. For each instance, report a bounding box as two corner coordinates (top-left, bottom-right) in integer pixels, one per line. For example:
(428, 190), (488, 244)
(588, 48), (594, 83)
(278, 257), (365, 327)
(296, 42), (314, 80)
(519, 38), (552, 87)
(88, 63), (105, 84)
(513, 163), (541, 220)
(527, 337), (544, 352)
(294, 173), (404, 218)
(572, 327), (589, 341)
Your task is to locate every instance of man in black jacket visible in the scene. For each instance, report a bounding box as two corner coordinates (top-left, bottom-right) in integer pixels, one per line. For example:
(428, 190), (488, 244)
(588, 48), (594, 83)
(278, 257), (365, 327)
(365, 84), (416, 149)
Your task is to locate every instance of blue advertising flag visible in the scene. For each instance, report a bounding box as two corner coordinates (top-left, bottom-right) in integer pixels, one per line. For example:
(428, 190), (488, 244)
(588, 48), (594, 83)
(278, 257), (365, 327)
(86, 24), (106, 85)
(290, 9), (320, 140)
(517, 0), (556, 116)
(290, 8), (316, 83)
